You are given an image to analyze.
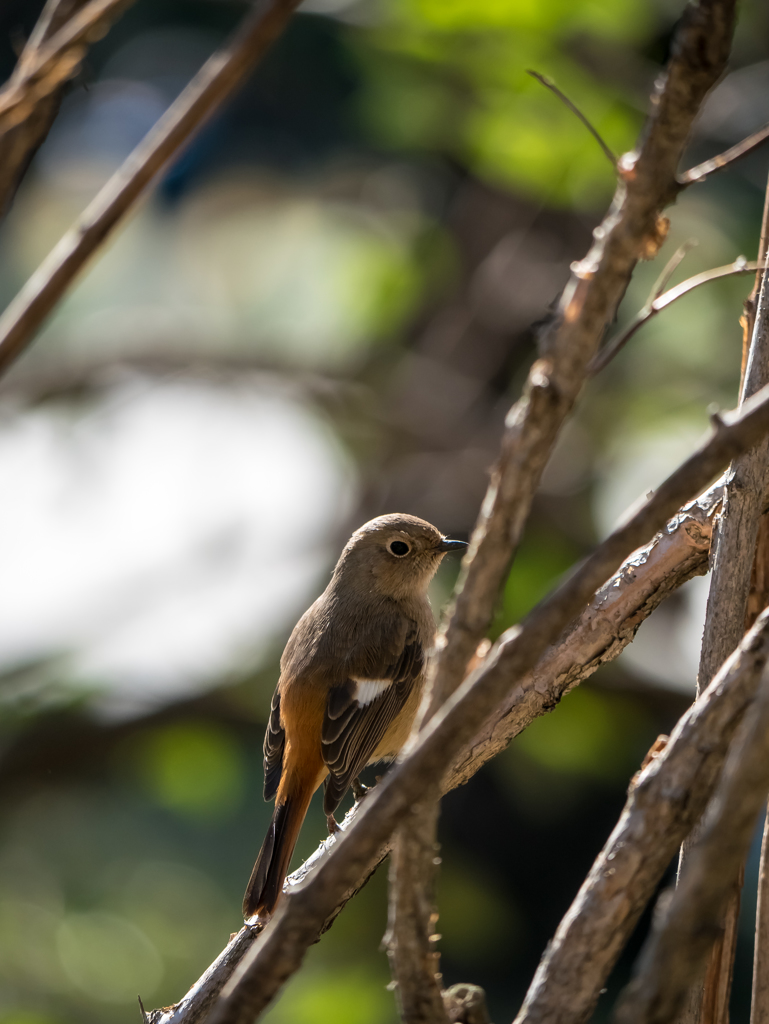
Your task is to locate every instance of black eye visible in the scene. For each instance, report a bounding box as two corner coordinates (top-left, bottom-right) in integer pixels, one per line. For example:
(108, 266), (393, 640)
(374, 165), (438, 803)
(388, 540), (410, 557)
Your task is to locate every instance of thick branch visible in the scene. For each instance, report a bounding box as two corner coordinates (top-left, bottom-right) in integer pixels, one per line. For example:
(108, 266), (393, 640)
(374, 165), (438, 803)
(421, 0), (737, 719)
(613, 612), (769, 1024)
(384, 794), (449, 1024)
(514, 607), (769, 1024)
(207, 379), (769, 1024)
(0, 0), (303, 378)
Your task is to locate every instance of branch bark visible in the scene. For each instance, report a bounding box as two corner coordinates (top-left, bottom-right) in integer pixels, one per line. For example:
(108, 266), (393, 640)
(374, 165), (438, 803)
(206, 377), (769, 1024)
(613, 610), (769, 1024)
(0, 0), (127, 219)
(514, 607), (769, 1024)
(421, 0), (737, 720)
(0, 0), (304, 378)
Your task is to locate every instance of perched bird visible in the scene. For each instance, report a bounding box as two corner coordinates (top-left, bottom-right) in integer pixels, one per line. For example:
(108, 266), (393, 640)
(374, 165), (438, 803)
(243, 513), (466, 923)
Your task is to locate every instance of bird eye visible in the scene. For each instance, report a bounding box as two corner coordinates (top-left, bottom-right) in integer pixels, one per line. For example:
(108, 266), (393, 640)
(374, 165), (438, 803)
(388, 540), (410, 557)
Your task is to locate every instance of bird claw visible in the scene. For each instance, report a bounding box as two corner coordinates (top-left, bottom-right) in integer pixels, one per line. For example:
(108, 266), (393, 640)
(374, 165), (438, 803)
(351, 777), (371, 802)
(326, 813), (342, 835)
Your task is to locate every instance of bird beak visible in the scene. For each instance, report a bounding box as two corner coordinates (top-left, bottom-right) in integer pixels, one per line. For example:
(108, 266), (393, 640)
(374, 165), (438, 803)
(438, 538), (468, 553)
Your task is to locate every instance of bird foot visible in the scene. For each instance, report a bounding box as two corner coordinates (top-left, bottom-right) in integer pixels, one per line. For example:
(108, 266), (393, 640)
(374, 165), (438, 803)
(326, 813), (342, 835)
(351, 777), (371, 802)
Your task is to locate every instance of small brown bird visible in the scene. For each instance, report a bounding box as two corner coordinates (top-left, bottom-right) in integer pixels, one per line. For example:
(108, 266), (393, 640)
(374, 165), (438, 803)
(243, 513), (466, 922)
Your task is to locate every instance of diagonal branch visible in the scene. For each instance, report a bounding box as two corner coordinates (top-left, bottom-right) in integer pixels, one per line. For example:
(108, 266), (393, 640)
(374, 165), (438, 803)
(679, 120), (769, 186)
(0, 0), (131, 219)
(421, 0), (737, 723)
(207, 376), (769, 1024)
(0, 0), (304, 379)
(588, 256), (761, 377)
(613, 611), (769, 1024)
(0, 0), (133, 134)
(515, 607), (769, 1024)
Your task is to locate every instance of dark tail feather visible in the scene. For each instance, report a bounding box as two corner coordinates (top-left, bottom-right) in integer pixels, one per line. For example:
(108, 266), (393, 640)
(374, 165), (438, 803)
(243, 793), (310, 921)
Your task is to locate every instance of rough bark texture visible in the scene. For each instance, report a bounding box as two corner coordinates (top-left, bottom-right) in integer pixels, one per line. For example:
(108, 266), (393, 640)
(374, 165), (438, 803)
(613, 611), (769, 1024)
(514, 609), (769, 1024)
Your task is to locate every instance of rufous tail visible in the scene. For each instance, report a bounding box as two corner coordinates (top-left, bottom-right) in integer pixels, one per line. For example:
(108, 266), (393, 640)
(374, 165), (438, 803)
(243, 789), (312, 921)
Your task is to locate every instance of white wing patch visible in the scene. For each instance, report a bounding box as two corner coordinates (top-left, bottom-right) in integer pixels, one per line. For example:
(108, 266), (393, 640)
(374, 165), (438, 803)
(351, 677), (393, 706)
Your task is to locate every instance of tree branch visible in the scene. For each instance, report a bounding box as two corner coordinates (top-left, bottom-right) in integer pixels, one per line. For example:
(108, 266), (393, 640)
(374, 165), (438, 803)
(514, 606), (769, 1024)
(0, 0), (304, 379)
(0, 0), (128, 219)
(678, 119), (769, 186)
(206, 374), (769, 1024)
(588, 257), (760, 377)
(383, 793), (450, 1024)
(613, 610), (769, 1024)
(421, 0), (737, 722)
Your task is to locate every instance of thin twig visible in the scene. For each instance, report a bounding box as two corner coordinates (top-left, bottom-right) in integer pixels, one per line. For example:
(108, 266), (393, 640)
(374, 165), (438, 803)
(0, 0), (304, 379)
(613, 620), (769, 1024)
(514, 607), (769, 1024)
(527, 70), (617, 168)
(679, 119), (769, 186)
(588, 257), (761, 376)
(207, 377), (769, 1024)
(650, 239), (698, 300)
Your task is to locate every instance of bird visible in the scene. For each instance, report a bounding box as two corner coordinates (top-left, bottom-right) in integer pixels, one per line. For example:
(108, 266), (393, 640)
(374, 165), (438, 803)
(242, 513), (467, 923)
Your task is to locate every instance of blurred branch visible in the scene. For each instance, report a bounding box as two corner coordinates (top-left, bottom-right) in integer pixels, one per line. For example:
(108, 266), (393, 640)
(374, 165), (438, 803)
(514, 607), (769, 1024)
(527, 70), (617, 168)
(204, 377), (769, 1024)
(0, 0), (134, 134)
(143, 476), (723, 1024)
(613, 614), (769, 1024)
(0, 0), (304, 378)
(0, 0), (130, 219)
(588, 257), (761, 376)
(679, 119), (769, 186)
(383, 793), (449, 1024)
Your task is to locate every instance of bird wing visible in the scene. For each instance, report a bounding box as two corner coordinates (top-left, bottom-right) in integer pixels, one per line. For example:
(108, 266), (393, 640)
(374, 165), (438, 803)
(263, 688), (285, 801)
(321, 626), (423, 814)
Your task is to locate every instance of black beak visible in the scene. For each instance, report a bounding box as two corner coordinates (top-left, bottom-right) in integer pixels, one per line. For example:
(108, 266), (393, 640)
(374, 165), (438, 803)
(438, 538), (468, 553)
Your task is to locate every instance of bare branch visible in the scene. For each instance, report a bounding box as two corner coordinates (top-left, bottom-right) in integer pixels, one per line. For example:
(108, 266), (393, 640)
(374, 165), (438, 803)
(383, 794), (449, 1024)
(0, 0), (133, 135)
(527, 70), (617, 169)
(588, 257), (761, 377)
(0, 0), (304, 379)
(679, 119), (769, 186)
(205, 371), (769, 1024)
(0, 0), (130, 219)
(421, 0), (737, 722)
(613, 615), (769, 1024)
(514, 607), (769, 1024)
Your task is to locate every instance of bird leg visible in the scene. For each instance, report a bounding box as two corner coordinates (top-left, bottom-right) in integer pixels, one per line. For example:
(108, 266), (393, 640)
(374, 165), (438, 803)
(326, 813), (341, 835)
(351, 776), (371, 801)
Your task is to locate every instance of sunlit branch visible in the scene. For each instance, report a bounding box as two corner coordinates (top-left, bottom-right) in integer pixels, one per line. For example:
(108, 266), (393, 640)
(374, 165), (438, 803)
(589, 258), (763, 376)
(679, 120), (769, 186)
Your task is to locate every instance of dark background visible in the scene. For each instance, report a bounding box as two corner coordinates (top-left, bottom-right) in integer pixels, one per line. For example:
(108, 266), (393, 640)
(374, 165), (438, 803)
(0, 1), (768, 1021)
